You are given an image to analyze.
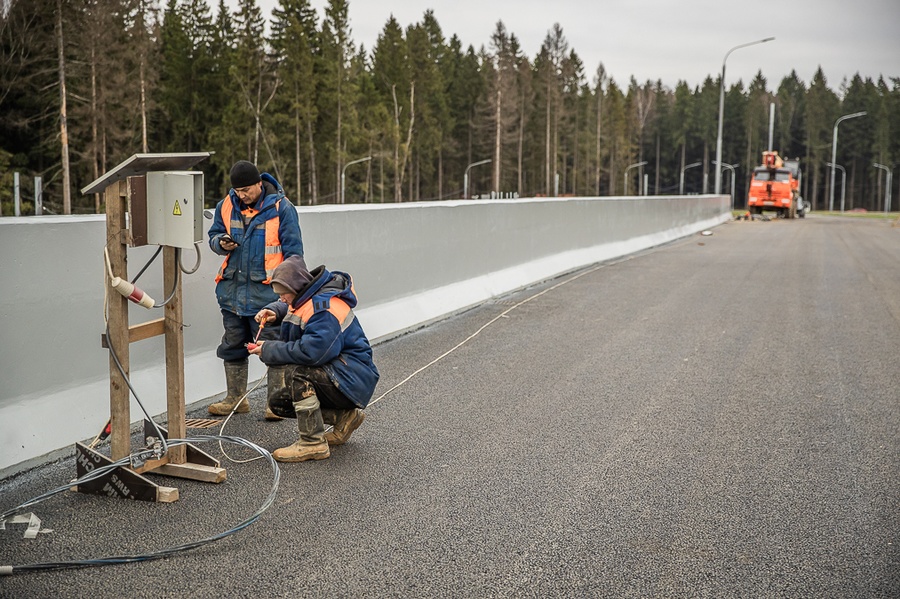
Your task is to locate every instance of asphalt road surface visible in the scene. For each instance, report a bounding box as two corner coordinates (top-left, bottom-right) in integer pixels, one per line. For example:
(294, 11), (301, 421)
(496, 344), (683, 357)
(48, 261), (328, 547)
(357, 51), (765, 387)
(1, 215), (898, 598)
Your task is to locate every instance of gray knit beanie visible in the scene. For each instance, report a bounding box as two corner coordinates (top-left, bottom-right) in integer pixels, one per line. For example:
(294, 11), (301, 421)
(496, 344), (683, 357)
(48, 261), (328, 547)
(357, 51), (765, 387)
(271, 256), (313, 294)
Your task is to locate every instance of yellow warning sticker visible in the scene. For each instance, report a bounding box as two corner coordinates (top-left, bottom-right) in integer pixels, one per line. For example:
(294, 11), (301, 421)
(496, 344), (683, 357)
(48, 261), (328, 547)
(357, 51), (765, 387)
(173, 201), (182, 216)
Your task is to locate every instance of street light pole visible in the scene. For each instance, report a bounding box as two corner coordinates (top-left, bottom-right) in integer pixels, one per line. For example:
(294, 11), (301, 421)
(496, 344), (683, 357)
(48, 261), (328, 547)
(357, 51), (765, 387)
(825, 162), (846, 212)
(623, 160), (647, 195)
(714, 37), (775, 195)
(829, 111), (866, 211)
(873, 162), (893, 214)
(679, 161), (702, 195)
(341, 156), (372, 205)
(713, 160), (738, 211)
(464, 159), (491, 199)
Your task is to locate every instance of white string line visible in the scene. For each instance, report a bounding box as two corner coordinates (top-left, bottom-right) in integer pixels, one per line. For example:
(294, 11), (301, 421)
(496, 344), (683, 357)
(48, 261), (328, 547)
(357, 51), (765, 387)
(367, 258), (627, 407)
(217, 375), (268, 464)
(215, 253), (642, 453)
(213, 370), (336, 463)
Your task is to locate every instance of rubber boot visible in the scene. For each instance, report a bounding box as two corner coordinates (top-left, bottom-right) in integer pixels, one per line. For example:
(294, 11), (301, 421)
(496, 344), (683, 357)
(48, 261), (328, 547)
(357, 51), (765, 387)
(264, 366), (287, 421)
(272, 395), (331, 462)
(208, 361), (249, 415)
(323, 409), (365, 446)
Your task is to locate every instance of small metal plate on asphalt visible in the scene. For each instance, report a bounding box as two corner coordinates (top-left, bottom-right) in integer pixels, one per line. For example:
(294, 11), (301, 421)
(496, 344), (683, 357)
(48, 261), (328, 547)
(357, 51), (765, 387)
(185, 418), (222, 429)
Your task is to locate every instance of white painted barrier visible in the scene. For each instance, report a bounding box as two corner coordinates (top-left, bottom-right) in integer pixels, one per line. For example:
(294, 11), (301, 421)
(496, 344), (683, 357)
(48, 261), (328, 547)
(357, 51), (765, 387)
(0, 195), (729, 476)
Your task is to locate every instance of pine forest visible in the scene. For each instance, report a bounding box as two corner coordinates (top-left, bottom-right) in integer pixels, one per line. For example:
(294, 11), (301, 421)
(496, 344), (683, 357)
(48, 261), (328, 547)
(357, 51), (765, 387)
(1, 0), (898, 215)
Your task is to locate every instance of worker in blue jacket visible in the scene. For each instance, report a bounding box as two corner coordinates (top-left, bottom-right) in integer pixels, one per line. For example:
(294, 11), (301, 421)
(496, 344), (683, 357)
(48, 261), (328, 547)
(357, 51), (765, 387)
(207, 160), (305, 421)
(249, 256), (379, 462)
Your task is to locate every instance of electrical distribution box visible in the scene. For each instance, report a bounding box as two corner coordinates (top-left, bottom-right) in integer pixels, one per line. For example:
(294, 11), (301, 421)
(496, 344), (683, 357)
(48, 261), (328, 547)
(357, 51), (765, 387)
(146, 171), (204, 249)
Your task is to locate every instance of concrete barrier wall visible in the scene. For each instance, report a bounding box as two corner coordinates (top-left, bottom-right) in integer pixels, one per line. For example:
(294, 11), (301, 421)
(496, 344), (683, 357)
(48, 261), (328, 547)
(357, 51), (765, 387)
(0, 195), (729, 475)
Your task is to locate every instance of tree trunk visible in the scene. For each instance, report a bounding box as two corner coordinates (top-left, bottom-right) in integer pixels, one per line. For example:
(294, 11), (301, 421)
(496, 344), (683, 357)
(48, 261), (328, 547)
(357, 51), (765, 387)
(364, 142), (373, 203)
(654, 133), (660, 195)
(702, 142), (709, 194)
(295, 106), (302, 204)
(595, 91), (602, 195)
(90, 40), (100, 213)
(56, 0), (71, 214)
(518, 95), (525, 196)
(396, 83), (415, 202)
(254, 65), (262, 164)
(493, 86), (501, 194)
(572, 109), (579, 195)
(553, 95), (559, 196)
(392, 84), (401, 202)
(138, 1), (148, 153)
(336, 48), (342, 203)
(545, 80), (551, 196)
(306, 120), (318, 204)
(609, 144), (616, 196)
(140, 52), (148, 153)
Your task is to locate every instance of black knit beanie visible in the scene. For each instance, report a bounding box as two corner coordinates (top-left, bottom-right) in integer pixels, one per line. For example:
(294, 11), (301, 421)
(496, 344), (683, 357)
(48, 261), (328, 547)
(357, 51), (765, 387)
(230, 160), (261, 188)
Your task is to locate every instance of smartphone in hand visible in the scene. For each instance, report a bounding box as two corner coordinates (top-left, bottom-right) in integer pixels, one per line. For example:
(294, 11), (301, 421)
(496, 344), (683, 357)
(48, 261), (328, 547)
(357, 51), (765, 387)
(222, 234), (240, 246)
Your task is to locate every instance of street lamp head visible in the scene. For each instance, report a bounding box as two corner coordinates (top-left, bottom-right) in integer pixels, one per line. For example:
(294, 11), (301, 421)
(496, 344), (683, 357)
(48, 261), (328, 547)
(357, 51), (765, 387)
(836, 111), (867, 127)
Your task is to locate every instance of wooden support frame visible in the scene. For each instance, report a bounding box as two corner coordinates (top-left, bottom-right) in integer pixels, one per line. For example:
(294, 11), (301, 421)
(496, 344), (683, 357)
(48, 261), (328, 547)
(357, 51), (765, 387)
(78, 153), (222, 504)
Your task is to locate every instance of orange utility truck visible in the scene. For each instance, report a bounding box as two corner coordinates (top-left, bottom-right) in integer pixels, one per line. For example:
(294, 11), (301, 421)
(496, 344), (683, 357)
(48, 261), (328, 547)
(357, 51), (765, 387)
(747, 151), (809, 218)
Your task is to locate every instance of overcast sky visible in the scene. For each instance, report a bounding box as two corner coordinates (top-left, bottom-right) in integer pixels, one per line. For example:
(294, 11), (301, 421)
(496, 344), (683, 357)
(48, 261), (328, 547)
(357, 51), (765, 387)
(226, 0), (899, 92)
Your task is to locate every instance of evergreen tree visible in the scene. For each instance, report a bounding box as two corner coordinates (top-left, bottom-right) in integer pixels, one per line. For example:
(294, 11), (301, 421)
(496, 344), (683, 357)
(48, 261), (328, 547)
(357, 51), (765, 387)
(804, 67), (840, 209)
(671, 81), (693, 194)
(410, 10), (449, 200)
(371, 15), (409, 202)
(484, 21), (522, 196)
(775, 71), (806, 159)
(319, 0), (357, 202)
(271, 0), (319, 203)
(692, 76), (719, 193)
(592, 64), (607, 195)
(626, 77), (655, 195)
(443, 36), (483, 197)
(652, 80), (674, 194)
(538, 23), (568, 196)
(841, 75), (878, 210)
(604, 79), (629, 195)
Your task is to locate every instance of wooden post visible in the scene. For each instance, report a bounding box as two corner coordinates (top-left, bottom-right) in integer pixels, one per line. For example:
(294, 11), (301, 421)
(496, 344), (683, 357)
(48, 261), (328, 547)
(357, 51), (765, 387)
(106, 179), (131, 461)
(163, 245), (187, 464)
(82, 153), (225, 502)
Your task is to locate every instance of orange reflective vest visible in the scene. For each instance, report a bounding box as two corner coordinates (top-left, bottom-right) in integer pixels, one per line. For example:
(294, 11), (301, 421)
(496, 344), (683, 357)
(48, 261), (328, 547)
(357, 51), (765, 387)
(215, 199), (284, 283)
(284, 295), (354, 333)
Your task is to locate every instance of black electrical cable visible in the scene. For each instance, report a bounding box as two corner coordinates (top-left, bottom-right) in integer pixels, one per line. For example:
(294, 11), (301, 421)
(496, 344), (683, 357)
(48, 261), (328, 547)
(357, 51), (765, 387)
(0, 435), (280, 575)
(130, 246), (163, 285)
(104, 320), (170, 455)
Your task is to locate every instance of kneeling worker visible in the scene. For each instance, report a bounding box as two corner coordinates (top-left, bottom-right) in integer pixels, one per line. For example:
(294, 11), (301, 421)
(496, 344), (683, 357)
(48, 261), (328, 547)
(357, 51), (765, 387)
(248, 256), (379, 462)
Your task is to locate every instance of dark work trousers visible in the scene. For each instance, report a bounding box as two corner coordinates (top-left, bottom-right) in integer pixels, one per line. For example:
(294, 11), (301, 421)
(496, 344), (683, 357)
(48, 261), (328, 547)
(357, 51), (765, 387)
(286, 364), (357, 411)
(217, 309), (280, 362)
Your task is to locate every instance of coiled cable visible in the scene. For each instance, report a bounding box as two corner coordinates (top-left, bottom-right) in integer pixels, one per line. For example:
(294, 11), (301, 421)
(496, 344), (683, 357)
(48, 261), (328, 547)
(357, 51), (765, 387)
(0, 435), (279, 575)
